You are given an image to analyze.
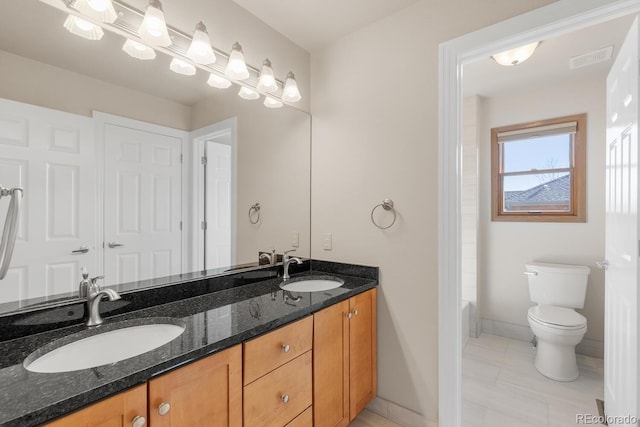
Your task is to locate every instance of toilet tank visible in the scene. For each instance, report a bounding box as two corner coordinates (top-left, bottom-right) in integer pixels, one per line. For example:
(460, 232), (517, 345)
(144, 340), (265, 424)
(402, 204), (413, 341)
(525, 262), (591, 308)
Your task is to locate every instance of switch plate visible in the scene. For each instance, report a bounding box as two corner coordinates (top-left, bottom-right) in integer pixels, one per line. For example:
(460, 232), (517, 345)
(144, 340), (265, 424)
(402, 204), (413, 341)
(291, 231), (299, 248)
(323, 233), (332, 250)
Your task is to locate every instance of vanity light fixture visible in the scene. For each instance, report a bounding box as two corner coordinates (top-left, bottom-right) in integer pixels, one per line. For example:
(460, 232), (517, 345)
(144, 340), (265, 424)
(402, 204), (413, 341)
(263, 96), (283, 109)
(207, 73), (232, 89)
(73, 0), (117, 24)
(187, 21), (216, 65)
(238, 86), (260, 100)
(257, 59), (278, 93)
(122, 39), (156, 60)
(63, 15), (104, 40)
(169, 58), (196, 76)
(282, 72), (302, 102)
(225, 42), (250, 80)
(491, 42), (540, 66)
(138, 0), (171, 47)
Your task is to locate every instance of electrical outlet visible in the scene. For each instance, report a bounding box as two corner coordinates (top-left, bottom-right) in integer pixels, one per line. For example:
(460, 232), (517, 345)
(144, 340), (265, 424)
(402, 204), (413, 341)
(291, 231), (299, 248)
(323, 233), (332, 250)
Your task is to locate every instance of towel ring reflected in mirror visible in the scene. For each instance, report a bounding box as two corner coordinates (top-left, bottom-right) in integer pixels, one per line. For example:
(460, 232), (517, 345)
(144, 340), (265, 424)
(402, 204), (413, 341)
(248, 203), (261, 224)
(371, 198), (396, 230)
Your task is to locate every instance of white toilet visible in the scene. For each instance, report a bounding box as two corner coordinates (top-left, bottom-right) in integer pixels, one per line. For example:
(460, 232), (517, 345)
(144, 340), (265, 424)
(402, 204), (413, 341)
(525, 262), (590, 381)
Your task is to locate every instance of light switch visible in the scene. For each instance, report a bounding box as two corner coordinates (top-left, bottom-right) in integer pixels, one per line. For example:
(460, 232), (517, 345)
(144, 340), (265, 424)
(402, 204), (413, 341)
(323, 233), (332, 250)
(291, 231), (299, 248)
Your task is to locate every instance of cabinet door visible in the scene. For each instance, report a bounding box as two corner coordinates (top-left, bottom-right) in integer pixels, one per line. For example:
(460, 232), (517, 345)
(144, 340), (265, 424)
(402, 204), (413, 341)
(148, 345), (242, 427)
(349, 289), (377, 420)
(45, 384), (146, 427)
(313, 299), (350, 427)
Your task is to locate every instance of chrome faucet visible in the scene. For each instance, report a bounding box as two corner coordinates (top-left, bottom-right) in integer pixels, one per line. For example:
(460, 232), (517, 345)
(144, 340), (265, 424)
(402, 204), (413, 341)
(282, 249), (302, 280)
(259, 248), (276, 265)
(79, 269), (121, 327)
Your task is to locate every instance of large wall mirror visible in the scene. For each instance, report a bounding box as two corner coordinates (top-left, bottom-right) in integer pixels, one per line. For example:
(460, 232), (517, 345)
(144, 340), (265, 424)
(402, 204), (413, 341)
(0, 0), (311, 314)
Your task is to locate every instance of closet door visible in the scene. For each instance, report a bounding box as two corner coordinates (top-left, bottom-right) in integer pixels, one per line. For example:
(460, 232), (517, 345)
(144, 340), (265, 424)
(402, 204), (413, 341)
(0, 98), (96, 305)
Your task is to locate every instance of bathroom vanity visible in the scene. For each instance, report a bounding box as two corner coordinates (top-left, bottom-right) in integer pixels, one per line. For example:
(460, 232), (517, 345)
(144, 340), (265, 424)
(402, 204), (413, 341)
(0, 260), (377, 426)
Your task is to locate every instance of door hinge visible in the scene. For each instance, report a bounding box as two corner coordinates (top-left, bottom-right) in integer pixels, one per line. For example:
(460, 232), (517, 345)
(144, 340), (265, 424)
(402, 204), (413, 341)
(201, 221), (208, 230)
(201, 156), (208, 166)
(179, 221), (182, 231)
(180, 154), (183, 163)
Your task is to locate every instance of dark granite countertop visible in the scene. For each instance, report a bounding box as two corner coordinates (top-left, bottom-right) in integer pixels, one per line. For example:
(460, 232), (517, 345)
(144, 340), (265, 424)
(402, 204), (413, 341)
(0, 260), (378, 426)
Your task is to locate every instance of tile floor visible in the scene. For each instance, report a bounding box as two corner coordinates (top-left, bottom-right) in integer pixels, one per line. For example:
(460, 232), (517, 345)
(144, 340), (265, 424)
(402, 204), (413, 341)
(351, 410), (402, 427)
(463, 333), (604, 427)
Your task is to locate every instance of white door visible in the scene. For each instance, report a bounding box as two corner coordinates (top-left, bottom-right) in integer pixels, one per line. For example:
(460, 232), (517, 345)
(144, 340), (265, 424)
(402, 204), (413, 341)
(604, 17), (639, 425)
(103, 124), (182, 286)
(0, 99), (96, 305)
(204, 140), (232, 269)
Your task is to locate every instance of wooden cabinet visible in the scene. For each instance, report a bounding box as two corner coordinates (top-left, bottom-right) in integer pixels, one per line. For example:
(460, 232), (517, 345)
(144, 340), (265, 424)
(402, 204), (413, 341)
(149, 345), (242, 427)
(45, 384), (147, 427)
(313, 288), (377, 426)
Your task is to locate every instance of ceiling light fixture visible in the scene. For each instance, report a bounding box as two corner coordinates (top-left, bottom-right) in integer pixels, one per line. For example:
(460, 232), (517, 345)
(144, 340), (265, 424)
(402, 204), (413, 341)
(225, 42), (250, 80)
(263, 96), (283, 109)
(282, 72), (302, 103)
(73, 0), (117, 23)
(63, 15), (104, 40)
(491, 42), (540, 67)
(169, 58), (196, 76)
(238, 86), (259, 100)
(257, 58), (278, 93)
(207, 73), (232, 89)
(122, 39), (156, 60)
(138, 0), (171, 47)
(187, 21), (216, 65)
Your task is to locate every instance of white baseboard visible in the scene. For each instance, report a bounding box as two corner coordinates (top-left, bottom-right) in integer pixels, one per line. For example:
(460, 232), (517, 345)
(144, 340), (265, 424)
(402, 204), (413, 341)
(481, 318), (604, 358)
(367, 396), (438, 427)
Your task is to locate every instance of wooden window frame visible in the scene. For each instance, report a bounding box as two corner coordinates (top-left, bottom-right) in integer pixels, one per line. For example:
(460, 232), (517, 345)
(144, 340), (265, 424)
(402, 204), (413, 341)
(491, 113), (587, 223)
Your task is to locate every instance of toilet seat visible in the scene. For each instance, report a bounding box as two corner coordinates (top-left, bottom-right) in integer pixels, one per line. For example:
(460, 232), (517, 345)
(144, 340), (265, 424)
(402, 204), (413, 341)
(528, 305), (586, 330)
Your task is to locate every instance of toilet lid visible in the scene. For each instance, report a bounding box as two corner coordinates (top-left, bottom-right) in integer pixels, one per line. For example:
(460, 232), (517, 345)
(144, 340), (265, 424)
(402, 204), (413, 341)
(528, 305), (586, 328)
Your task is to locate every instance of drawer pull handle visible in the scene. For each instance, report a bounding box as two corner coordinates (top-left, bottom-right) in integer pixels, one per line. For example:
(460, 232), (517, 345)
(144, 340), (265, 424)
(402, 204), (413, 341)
(282, 344), (290, 353)
(281, 394), (290, 404)
(353, 309), (359, 316)
(346, 312), (352, 319)
(132, 415), (146, 427)
(158, 402), (171, 416)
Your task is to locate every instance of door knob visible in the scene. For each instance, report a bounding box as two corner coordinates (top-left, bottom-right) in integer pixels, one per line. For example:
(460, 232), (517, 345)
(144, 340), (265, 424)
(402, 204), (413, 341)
(132, 415), (146, 427)
(158, 402), (171, 416)
(596, 260), (610, 270)
(281, 394), (290, 404)
(71, 246), (90, 254)
(108, 242), (124, 248)
(282, 344), (290, 353)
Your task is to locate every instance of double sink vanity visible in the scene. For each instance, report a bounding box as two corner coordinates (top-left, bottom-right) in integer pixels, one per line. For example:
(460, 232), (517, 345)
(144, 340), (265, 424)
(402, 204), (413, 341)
(0, 260), (378, 426)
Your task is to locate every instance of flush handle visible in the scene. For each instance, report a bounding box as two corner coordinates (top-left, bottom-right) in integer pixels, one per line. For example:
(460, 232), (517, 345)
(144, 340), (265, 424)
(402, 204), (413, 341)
(158, 402), (171, 416)
(596, 260), (610, 270)
(132, 415), (146, 427)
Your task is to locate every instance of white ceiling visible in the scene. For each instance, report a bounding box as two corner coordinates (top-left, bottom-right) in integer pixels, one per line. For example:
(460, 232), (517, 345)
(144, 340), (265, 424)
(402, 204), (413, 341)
(463, 14), (637, 98)
(231, 0), (420, 50)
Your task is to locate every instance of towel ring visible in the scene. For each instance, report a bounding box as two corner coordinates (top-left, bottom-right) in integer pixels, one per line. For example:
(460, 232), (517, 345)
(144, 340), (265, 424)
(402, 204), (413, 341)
(248, 203), (261, 224)
(371, 198), (396, 230)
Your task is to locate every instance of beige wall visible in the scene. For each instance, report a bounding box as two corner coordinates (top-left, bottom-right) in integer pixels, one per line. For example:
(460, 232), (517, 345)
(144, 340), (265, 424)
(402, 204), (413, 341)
(478, 74), (606, 343)
(310, 0), (558, 420)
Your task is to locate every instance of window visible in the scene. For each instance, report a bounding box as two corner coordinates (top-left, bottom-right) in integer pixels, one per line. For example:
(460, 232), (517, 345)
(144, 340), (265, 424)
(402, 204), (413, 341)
(491, 114), (586, 222)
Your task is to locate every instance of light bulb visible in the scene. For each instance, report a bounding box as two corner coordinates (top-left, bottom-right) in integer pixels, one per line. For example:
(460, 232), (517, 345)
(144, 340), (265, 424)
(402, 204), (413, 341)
(170, 58), (196, 76)
(63, 15), (104, 40)
(207, 73), (232, 89)
(263, 96), (283, 109)
(73, 0), (117, 23)
(282, 71), (301, 102)
(257, 58), (278, 93)
(225, 42), (250, 80)
(187, 21), (216, 65)
(138, 0), (171, 47)
(491, 42), (540, 66)
(238, 86), (259, 100)
(122, 39), (156, 60)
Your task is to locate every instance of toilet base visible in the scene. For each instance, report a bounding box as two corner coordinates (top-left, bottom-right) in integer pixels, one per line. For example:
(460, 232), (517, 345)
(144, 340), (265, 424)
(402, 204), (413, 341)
(534, 339), (579, 382)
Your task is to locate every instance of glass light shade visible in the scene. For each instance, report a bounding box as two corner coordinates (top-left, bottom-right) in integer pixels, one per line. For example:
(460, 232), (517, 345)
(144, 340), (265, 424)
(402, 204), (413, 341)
(122, 39), (156, 60)
(238, 86), (259, 100)
(263, 96), (283, 109)
(138, 0), (171, 47)
(491, 42), (540, 66)
(187, 22), (216, 65)
(207, 73), (232, 89)
(257, 58), (278, 93)
(225, 42), (250, 80)
(73, 0), (117, 23)
(169, 58), (196, 76)
(282, 72), (301, 102)
(63, 15), (104, 40)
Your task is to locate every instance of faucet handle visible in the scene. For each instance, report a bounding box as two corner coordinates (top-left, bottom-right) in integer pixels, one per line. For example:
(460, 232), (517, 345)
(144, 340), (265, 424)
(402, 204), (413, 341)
(81, 267), (89, 280)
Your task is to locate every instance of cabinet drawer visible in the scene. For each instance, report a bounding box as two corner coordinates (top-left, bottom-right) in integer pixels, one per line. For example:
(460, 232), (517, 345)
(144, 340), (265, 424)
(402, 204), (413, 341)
(244, 316), (312, 385)
(244, 351), (312, 427)
(285, 406), (313, 427)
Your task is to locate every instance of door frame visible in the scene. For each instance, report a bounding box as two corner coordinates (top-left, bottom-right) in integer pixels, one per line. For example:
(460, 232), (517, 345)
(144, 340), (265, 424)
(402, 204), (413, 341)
(437, 1), (640, 425)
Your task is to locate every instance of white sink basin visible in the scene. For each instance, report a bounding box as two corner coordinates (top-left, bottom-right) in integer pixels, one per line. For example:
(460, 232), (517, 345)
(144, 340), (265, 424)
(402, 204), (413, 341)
(280, 276), (344, 292)
(24, 321), (185, 373)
